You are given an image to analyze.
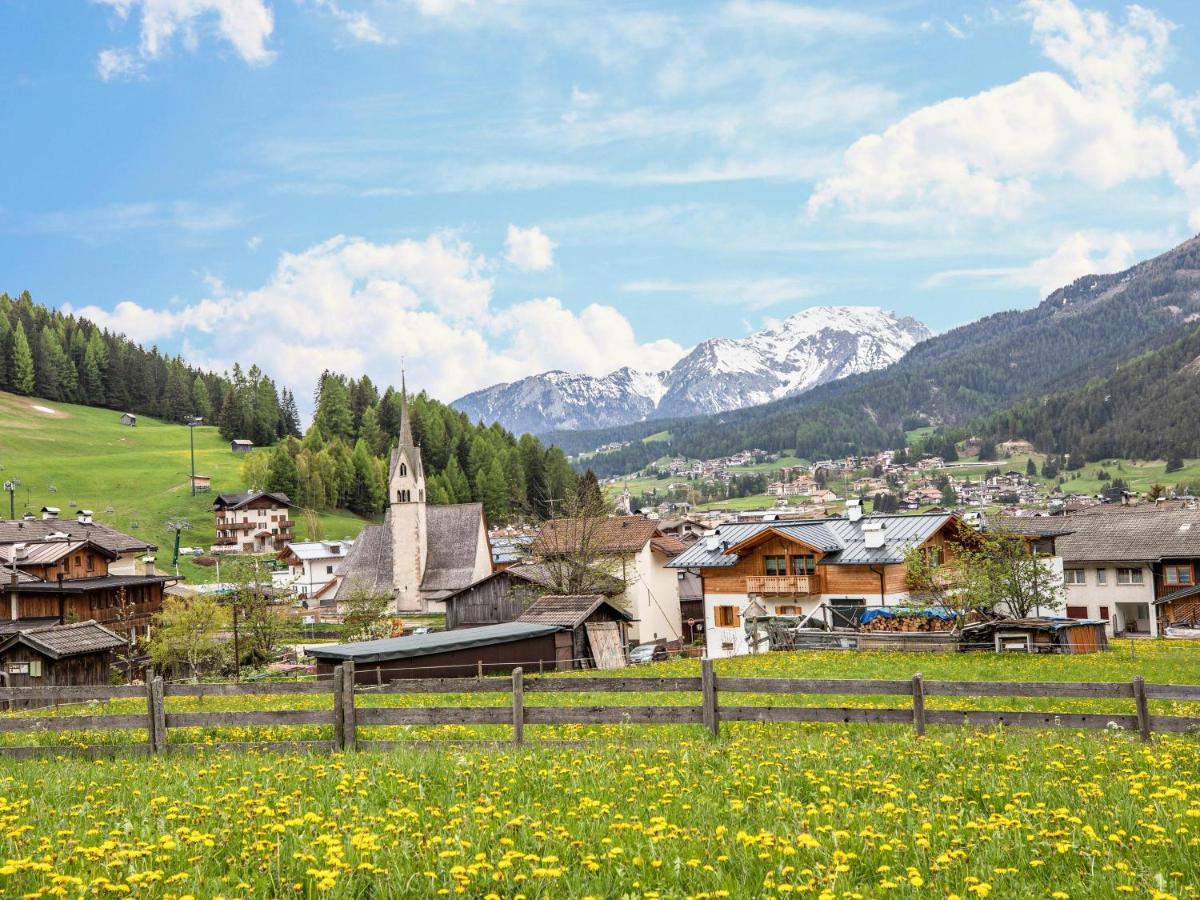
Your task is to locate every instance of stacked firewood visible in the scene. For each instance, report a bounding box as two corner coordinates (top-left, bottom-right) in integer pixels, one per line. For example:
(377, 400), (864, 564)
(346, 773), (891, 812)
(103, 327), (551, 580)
(861, 615), (955, 633)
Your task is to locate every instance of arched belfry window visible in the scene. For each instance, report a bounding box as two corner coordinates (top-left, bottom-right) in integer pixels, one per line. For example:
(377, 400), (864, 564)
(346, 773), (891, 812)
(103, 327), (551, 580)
(397, 489), (412, 503)
(399, 462), (407, 477)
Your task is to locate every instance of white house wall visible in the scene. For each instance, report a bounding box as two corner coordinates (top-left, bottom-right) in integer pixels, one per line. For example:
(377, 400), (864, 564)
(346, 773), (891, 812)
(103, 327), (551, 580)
(621, 545), (683, 645)
(1063, 562), (1156, 636)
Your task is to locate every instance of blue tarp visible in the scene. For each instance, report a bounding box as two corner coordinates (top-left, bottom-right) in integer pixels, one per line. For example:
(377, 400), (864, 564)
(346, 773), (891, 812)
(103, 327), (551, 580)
(858, 607), (958, 625)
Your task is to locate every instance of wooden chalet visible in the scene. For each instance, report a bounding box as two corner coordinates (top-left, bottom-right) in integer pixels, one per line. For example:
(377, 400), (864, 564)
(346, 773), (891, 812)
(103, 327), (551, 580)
(0, 524), (170, 637)
(212, 491), (296, 554)
(0, 621), (127, 693)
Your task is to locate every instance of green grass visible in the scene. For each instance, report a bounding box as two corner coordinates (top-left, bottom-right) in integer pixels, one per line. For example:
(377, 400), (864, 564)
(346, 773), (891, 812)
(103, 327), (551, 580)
(1, 646), (1198, 897)
(0, 391), (373, 582)
(642, 430), (672, 443)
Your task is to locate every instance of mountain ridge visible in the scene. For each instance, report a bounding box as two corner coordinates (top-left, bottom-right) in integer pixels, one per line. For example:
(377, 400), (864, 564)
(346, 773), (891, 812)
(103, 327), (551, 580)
(453, 306), (931, 433)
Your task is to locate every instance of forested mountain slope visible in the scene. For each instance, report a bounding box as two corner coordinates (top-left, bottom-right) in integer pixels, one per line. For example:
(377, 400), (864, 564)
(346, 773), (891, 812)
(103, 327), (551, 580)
(554, 234), (1200, 476)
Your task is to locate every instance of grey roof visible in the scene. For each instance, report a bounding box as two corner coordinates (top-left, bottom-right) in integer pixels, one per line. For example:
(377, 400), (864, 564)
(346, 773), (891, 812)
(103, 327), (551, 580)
(517, 595), (632, 628)
(305, 621), (561, 663)
(0, 519), (155, 554)
(332, 518), (393, 601)
(2, 574), (174, 594)
(420, 504), (487, 596)
(0, 539), (119, 567)
(0, 620), (126, 659)
(668, 513), (954, 569)
(1154, 582), (1200, 606)
(212, 491), (295, 510)
(1057, 507), (1200, 563)
(0, 565), (37, 584)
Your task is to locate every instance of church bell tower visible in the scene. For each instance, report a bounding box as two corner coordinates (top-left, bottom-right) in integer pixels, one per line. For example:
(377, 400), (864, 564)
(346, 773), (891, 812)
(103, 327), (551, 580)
(389, 376), (428, 612)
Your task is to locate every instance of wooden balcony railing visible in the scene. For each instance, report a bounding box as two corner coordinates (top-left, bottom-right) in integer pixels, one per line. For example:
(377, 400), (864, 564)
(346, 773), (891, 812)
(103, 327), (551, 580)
(745, 575), (818, 596)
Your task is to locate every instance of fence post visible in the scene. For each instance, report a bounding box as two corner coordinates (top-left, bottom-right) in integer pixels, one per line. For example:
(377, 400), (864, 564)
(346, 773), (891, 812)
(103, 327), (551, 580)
(701, 657), (719, 737)
(332, 666), (345, 751)
(477, 660), (484, 681)
(512, 667), (524, 746)
(144, 677), (166, 753)
(152, 677), (167, 752)
(1132, 675), (1151, 742)
(342, 660), (357, 751)
(911, 673), (926, 737)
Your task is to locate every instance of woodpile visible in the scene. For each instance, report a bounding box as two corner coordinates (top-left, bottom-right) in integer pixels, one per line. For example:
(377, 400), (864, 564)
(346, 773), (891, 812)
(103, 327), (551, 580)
(861, 615), (955, 633)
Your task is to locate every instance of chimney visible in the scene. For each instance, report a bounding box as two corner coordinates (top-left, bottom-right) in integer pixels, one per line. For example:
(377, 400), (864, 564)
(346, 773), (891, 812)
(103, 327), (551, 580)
(21, 512), (34, 522)
(78, 510), (94, 525)
(847, 499), (863, 523)
(862, 520), (887, 550)
(41, 506), (60, 521)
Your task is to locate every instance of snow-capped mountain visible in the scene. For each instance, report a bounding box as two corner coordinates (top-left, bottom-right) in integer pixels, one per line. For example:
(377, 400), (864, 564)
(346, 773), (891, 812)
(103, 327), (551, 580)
(453, 306), (931, 434)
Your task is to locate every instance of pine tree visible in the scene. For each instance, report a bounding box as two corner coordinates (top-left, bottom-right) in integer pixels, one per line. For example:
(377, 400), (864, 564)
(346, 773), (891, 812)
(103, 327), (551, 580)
(358, 405), (386, 457)
(81, 330), (108, 404)
(0, 309), (12, 390)
(313, 372), (353, 441)
(443, 455), (471, 504)
(348, 439), (385, 515)
(191, 375), (213, 421)
(477, 457), (509, 523)
(1026, 458), (1037, 477)
(279, 388), (302, 438)
(10, 321), (35, 395)
(266, 442), (301, 498)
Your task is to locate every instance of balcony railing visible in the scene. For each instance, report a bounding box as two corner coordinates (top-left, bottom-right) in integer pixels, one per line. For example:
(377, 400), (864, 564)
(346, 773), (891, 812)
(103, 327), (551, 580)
(745, 575), (817, 596)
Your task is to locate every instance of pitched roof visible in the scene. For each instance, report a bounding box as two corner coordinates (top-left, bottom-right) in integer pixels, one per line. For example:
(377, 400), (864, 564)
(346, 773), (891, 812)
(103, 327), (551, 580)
(305, 621), (561, 663)
(332, 518), (393, 601)
(0, 519), (155, 554)
(532, 516), (661, 556)
(668, 513), (955, 569)
(649, 535), (687, 557)
(420, 503), (487, 596)
(212, 491), (295, 510)
(0, 620), (126, 659)
(517, 594), (632, 628)
(1156, 582), (1200, 606)
(0, 539), (119, 567)
(3, 574), (174, 594)
(1056, 507), (1200, 563)
(282, 540), (353, 562)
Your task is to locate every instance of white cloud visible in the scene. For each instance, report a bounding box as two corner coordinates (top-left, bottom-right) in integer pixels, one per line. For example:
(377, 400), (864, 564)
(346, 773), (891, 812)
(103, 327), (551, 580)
(69, 232), (683, 407)
(94, 0), (275, 76)
(921, 232), (1136, 298)
(413, 0), (476, 15)
(96, 48), (144, 81)
(246, 235), (262, 250)
(504, 224), (556, 271)
(810, 0), (1196, 224)
(309, 0), (385, 43)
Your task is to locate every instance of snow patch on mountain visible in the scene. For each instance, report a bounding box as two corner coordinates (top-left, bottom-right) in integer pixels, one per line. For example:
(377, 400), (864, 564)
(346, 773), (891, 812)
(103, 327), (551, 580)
(453, 306), (931, 434)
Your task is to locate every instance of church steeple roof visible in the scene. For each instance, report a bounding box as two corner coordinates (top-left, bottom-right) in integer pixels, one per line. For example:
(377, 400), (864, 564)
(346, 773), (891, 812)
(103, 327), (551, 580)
(399, 371), (415, 449)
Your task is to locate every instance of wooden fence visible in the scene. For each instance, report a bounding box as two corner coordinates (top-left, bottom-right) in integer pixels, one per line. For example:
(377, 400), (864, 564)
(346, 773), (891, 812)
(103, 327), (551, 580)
(1, 659), (1198, 757)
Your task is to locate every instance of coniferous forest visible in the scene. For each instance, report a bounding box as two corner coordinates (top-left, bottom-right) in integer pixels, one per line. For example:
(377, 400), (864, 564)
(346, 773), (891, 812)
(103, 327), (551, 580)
(1, 292), (577, 526)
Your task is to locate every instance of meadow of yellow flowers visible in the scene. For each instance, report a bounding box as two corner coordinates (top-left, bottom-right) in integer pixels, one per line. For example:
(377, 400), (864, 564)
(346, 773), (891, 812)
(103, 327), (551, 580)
(0, 644), (1196, 897)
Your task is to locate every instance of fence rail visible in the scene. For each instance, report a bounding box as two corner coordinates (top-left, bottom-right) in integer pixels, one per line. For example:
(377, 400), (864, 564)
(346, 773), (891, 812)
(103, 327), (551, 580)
(1, 659), (1199, 756)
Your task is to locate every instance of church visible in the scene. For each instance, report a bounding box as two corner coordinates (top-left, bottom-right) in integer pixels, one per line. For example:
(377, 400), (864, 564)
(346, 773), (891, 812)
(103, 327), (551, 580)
(333, 385), (494, 614)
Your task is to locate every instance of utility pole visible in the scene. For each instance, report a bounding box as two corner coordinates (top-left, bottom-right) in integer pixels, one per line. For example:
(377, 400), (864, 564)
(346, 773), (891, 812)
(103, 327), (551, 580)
(3, 479), (17, 520)
(186, 417), (203, 496)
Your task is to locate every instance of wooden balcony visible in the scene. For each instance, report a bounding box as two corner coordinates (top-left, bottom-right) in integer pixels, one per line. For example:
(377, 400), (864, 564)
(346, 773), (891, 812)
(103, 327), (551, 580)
(745, 575), (819, 596)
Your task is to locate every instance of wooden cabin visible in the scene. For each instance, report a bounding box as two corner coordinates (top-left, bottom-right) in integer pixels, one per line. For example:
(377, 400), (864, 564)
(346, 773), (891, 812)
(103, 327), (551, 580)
(516, 595), (632, 668)
(230, 439), (254, 453)
(0, 621), (126, 693)
(307, 621), (573, 681)
(442, 563), (623, 630)
(119, 413), (137, 427)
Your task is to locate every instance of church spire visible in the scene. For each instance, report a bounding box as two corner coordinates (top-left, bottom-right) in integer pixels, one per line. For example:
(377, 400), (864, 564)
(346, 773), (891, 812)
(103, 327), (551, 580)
(399, 368), (415, 449)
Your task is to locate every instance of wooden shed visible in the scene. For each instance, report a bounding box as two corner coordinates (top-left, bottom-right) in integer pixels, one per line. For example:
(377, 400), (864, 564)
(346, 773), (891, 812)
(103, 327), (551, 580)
(119, 413), (137, 427)
(442, 563), (624, 630)
(230, 440), (254, 454)
(0, 620), (126, 693)
(1156, 583), (1200, 636)
(306, 621), (572, 681)
(960, 617), (1109, 654)
(517, 595), (632, 669)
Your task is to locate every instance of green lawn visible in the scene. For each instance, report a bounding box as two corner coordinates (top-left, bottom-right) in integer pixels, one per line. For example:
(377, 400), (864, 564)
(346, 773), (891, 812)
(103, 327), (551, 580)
(642, 429), (672, 443)
(0, 391), (373, 582)
(0, 645), (1198, 897)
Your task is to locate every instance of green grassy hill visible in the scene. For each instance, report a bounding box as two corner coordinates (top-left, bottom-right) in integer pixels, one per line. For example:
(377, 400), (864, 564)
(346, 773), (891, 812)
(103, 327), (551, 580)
(0, 391), (372, 583)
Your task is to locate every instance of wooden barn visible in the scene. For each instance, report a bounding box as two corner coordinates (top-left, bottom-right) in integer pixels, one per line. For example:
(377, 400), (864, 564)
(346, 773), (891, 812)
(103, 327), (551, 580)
(119, 413), (137, 427)
(442, 563), (623, 630)
(0, 620), (126, 691)
(1156, 584), (1200, 636)
(307, 621), (574, 681)
(516, 595), (631, 669)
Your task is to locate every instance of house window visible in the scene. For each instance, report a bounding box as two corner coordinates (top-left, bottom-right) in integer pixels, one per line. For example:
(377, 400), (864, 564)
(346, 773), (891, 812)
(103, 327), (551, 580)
(28, 660), (41, 677)
(1099, 605), (1110, 620)
(1065, 605), (1088, 619)
(1116, 567), (1144, 585)
(1095, 569), (1107, 585)
(1164, 565), (1193, 586)
(927, 545), (944, 567)
(326, 565), (334, 574)
(764, 556), (787, 577)
(776, 605), (801, 615)
(791, 555), (816, 576)
(1064, 568), (1086, 585)
(713, 606), (740, 627)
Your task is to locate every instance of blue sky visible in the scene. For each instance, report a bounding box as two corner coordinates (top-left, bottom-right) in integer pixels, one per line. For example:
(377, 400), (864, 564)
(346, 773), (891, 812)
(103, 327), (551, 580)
(4, 0), (1200, 408)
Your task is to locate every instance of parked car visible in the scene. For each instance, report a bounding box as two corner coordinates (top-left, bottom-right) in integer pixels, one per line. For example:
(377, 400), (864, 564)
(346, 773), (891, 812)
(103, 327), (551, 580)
(628, 643), (669, 665)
